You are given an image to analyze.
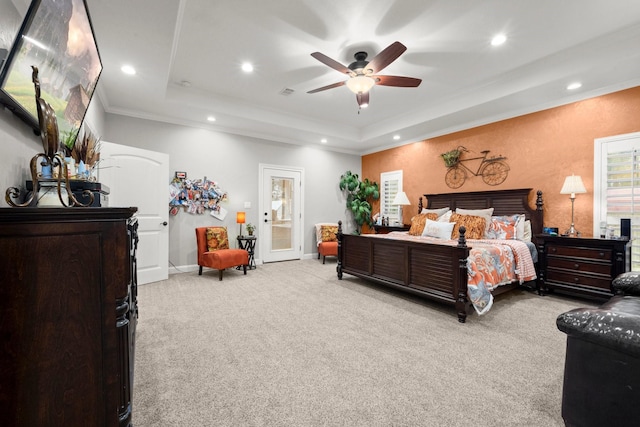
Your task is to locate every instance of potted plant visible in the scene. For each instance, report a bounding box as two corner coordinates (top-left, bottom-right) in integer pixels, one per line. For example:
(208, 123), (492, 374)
(246, 223), (255, 236)
(339, 170), (380, 234)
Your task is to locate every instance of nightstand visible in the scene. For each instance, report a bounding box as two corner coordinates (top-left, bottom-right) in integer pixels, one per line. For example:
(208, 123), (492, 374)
(537, 235), (631, 299)
(373, 224), (410, 234)
(237, 235), (257, 269)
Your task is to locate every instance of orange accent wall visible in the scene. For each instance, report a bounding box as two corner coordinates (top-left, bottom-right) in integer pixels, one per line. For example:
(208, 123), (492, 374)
(363, 86), (640, 236)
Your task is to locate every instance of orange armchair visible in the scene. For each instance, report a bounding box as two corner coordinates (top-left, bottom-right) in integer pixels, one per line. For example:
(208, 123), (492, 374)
(196, 227), (249, 280)
(315, 223), (339, 264)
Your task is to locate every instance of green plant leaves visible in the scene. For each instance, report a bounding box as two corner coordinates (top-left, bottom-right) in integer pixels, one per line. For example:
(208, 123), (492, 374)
(340, 170), (380, 233)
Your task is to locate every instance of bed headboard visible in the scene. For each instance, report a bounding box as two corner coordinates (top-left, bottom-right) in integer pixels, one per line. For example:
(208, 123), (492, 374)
(419, 188), (544, 239)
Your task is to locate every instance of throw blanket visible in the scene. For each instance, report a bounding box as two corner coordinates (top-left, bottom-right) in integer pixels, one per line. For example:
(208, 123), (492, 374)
(363, 233), (536, 315)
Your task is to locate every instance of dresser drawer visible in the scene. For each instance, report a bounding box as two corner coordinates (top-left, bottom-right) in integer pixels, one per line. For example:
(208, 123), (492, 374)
(547, 245), (611, 261)
(547, 257), (611, 275)
(546, 269), (612, 291)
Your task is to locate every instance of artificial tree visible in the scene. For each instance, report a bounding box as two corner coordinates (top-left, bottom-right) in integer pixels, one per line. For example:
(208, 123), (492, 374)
(339, 170), (380, 234)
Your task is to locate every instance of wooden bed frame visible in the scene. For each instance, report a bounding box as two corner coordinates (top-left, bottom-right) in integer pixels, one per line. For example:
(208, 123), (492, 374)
(337, 188), (544, 322)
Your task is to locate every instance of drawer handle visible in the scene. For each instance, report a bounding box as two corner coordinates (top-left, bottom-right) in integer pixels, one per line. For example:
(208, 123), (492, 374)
(599, 252), (605, 258)
(550, 247), (557, 253)
(574, 263), (580, 269)
(574, 277), (580, 283)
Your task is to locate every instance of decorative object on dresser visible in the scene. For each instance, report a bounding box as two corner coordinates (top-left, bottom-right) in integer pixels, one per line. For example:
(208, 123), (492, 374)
(537, 235), (631, 299)
(556, 271), (640, 427)
(337, 188), (543, 322)
(559, 174), (587, 237)
(0, 207), (139, 426)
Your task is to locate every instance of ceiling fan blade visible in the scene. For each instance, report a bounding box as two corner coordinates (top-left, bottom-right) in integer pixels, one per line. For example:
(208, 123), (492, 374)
(366, 41), (407, 74)
(356, 91), (369, 107)
(307, 81), (346, 94)
(374, 75), (422, 87)
(310, 52), (351, 75)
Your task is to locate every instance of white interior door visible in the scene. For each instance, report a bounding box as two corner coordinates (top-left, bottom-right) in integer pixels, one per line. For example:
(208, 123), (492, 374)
(99, 142), (169, 284)
(260, 164), (303, 263)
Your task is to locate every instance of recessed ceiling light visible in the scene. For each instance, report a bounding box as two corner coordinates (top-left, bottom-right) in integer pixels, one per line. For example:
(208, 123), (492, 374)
(207, 116), (216, 122)
(567, 82), (582, 90)
(321, 138), (327, 144)
(121, 65), (136, 75)
(491, 34), (507, 46)
(393, 135), (400, 141)
(241, 62), (254, 73)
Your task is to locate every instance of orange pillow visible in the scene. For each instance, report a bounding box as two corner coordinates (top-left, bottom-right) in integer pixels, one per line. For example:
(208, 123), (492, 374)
(450, 213), (486, 240)
(206, 227), (229, 251)
(408, 213), (438, 235)
(320, 225), (338, 242)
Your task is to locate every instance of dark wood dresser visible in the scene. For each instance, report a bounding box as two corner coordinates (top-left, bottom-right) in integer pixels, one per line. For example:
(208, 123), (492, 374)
(0, 207), (138, 426)
(537, 234), (631, 300)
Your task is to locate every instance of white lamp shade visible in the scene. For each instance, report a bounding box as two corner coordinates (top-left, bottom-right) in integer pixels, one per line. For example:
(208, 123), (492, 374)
(346, 75), (375, 94)
(392, 191), (411, 205)
(560, 175), (587, 195)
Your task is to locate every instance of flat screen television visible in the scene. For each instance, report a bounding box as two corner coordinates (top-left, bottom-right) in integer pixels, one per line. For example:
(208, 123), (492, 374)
(0, 0), (101, 146)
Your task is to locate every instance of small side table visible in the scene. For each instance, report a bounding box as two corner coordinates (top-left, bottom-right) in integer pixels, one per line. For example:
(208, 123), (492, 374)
(373, 224), (410, 234)
(237, 235), (257, 269)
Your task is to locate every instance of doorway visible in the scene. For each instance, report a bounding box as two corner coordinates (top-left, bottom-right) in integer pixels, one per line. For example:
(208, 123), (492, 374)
(259, 164), (304, 263)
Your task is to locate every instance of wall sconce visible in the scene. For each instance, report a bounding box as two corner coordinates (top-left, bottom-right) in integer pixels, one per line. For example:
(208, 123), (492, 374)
(560, 175), (587, 237)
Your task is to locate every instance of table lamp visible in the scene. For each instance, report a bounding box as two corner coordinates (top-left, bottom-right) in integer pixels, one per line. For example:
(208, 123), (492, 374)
(560, 175), (587, 237)
(236, 211), (246, 237)
(391, 191), (411, 225)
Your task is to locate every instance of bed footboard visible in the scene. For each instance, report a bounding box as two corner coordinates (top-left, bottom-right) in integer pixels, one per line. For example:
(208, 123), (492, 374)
(337, 221), (471, 322)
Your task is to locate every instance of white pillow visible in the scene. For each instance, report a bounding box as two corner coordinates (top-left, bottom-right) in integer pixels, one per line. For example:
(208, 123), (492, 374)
(421, 206), (450, 218)
(422, 219), (455, 239)
(438, 210), (452, 222)
(515, 214), (526, 240)
(455, 208), (494, 235)
(522, 220), (532, 242)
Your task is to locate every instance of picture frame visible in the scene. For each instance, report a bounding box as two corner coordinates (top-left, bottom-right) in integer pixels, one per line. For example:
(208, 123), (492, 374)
(175, 171), (187, 180)
(0, 0), (102, 146)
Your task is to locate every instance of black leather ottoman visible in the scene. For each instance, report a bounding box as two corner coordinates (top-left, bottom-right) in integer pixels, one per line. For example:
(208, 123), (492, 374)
(556, 272), (640, 427)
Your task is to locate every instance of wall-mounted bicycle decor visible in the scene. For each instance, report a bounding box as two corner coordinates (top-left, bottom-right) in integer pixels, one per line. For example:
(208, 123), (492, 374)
(440, 146), (510, 189)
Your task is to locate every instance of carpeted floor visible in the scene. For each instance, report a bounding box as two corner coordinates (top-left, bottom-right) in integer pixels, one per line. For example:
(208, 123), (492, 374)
(132, 259), (595, 427)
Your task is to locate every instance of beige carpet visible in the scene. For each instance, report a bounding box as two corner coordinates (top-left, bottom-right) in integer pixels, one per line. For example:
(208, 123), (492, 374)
(132, 259), (596, 427)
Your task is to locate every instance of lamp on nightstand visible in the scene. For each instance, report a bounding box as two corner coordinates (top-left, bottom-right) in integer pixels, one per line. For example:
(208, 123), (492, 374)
(560, 175), (587, 237)
(236, 211), (246, 237)
(392, 191), (411, 226)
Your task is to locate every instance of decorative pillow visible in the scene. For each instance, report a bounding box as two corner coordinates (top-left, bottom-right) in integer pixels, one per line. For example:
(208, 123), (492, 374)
(522, 220), (532, 242)
(437, 210), (452, 222)
(320, 225), (338, 242)
(420, 207), (450, 218)
(206, 227), (229, 251)
(408, 213), (438, 235)
(486, 215), (521, 240)
(515, 215), (526, 240)
(450, 213), (486, 240)
(422, 219), (455, 239)
(455, 208), (494, 235)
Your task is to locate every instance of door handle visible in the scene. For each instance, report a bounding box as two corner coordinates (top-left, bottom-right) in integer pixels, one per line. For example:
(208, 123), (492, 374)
(162, 221), (168, 226)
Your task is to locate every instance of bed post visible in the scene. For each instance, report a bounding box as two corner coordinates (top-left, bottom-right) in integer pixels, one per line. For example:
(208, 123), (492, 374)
(456, 226), (468, 323)
(336, 220), (343, 279)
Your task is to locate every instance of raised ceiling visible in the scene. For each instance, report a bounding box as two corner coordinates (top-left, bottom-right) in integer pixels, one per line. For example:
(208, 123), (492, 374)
(85, 0), (640, 154)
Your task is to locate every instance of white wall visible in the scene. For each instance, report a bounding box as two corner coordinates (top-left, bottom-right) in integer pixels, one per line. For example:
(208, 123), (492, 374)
(103, 114), (360, 269)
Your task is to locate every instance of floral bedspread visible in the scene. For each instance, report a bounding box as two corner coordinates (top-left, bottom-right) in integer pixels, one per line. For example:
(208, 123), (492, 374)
(361, 232), (536, 315)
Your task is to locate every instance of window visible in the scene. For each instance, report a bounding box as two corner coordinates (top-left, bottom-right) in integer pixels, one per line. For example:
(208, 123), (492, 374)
(380, 170), (403, 223)
(595, 132), (640, 270)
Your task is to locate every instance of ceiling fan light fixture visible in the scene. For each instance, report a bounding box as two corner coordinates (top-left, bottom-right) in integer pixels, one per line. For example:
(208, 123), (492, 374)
(346, 75), (375, 94)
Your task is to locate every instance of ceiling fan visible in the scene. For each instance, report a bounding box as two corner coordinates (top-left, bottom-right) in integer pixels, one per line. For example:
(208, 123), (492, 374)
(307, 41), (421, 108)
